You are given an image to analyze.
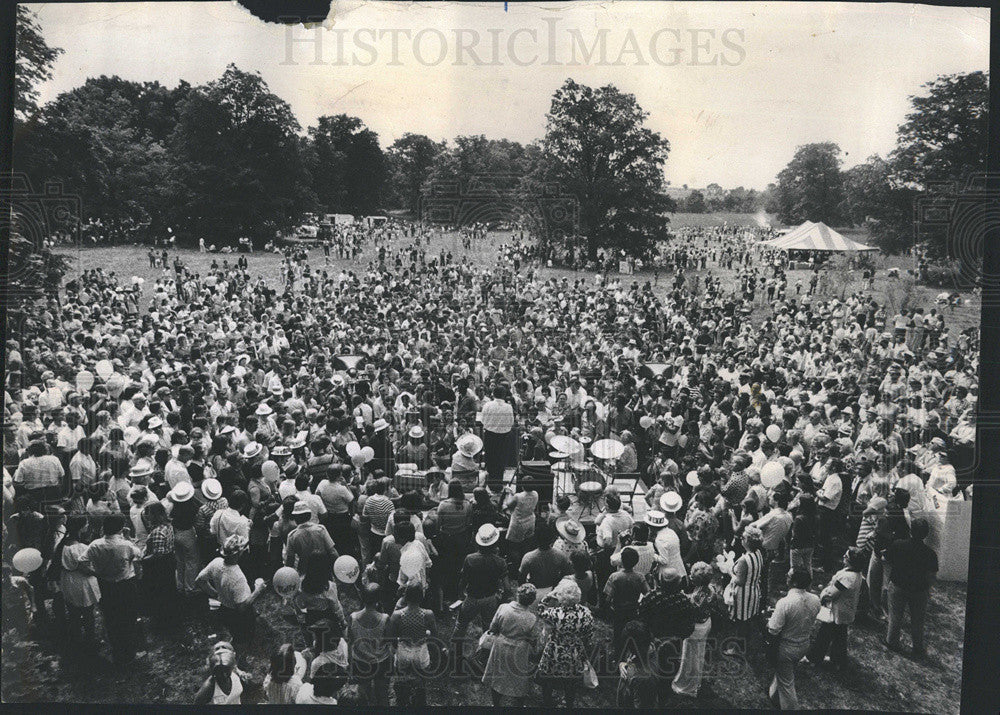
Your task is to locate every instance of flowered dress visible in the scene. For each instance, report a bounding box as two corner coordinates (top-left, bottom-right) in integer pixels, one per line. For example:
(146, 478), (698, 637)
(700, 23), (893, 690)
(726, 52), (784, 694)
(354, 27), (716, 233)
(684, 506), (719, 563)
(536, 604), (594, 679)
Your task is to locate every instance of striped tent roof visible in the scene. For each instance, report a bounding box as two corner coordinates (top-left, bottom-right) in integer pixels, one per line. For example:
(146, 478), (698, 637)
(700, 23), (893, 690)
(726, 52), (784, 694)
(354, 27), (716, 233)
(758, 221), (878, 252)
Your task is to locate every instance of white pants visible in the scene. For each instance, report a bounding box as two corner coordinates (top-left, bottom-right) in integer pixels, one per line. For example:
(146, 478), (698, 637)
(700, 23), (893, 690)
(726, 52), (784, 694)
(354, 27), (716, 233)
(672, 617), (711, 696)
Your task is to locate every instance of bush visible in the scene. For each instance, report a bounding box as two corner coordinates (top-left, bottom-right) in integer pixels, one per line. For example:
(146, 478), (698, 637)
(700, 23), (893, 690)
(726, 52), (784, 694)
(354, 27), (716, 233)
(919, 260), (973, 289)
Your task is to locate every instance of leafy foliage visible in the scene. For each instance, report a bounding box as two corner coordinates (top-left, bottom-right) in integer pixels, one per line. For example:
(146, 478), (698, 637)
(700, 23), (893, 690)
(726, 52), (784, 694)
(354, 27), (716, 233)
(539, 79), (671, 259)
(14, 7), (63, 121)
(305, 115), (386, 217)
(774, 143), (845, 225)
(386, 134), (446, 215)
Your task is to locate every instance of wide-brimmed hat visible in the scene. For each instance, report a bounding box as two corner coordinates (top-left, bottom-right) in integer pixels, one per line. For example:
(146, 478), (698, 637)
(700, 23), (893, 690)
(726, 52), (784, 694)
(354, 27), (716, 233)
(475, 523), (501, 547)
(457, 433), (484, 457)
(659, 491), (683, 513)
(147, 416), (163, 429)
(373, 418), (390, 433)
(645, 510), (668, 528)
(408, 425), (425, 439)
(129, 463), (154, 478)
(255, 403), (273, 416)
(168, 481), (195, 503)
(201, 478), (223, 501)
(556, 519), (585, 544)
(270, 444), (291, 458)
(242, 441), (263, 459)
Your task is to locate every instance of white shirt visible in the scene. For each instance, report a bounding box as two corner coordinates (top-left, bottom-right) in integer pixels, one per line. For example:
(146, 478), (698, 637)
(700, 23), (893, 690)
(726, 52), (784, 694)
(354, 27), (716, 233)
(653, 526), (687, 577)
(164, 459), (191, 489)
(481, 398), (514, 434)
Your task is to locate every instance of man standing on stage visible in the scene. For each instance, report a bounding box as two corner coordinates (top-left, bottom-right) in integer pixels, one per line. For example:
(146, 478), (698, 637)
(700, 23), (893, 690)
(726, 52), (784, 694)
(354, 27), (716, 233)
(481, 386), (515, 492)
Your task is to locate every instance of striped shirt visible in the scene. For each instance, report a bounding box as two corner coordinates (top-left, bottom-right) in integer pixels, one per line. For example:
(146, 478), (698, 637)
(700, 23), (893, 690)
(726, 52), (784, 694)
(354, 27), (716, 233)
(362, 494), (394, 536)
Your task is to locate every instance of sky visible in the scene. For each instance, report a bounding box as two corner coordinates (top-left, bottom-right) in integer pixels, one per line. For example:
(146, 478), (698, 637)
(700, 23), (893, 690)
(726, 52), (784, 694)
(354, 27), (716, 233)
(25, 1), (991, 190)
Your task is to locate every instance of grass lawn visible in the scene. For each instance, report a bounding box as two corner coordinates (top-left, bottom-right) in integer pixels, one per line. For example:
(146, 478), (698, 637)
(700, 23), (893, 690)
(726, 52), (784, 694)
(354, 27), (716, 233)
(16, 230), (971, 709)
(54, 228), (979, 337)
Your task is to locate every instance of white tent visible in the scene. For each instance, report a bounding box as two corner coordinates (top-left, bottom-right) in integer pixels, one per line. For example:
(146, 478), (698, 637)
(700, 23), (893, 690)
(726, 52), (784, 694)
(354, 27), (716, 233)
(759, 221), (877, 252)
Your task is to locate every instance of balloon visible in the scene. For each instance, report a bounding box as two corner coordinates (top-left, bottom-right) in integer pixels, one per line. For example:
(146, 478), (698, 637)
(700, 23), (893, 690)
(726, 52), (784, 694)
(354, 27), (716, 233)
(95, 360), (114, 380)
(765, 424), (782, 443)
(361, 446), (375, 463)
(399, 550), (424, 579)
(345, 441), (362, 458)
(75, 370), (95, 392)
(685, 470), (700, 487)
(334, 555), (360, 584)
(12, 548), (43, 574)
(261, 460), (280, 481)
(351, 453), (366, 469)
(272, 566), (301, 598)
(760, 462), (786, 489)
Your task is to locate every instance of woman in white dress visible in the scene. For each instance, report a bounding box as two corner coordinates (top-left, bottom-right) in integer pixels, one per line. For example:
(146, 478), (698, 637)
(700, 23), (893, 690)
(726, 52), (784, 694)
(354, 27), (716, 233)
(195, 643), (247, 705)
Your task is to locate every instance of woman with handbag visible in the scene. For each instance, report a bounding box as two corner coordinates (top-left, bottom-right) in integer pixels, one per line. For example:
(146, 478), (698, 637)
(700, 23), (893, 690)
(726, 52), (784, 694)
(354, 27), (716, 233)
(481, 583), (543, 706)
(535, 579), (595, 708)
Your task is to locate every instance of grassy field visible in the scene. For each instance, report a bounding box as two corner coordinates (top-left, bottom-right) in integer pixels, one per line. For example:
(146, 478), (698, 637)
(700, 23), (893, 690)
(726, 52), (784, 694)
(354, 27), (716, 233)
(54, 228), (980, 337)
(18, 231), (971, 709)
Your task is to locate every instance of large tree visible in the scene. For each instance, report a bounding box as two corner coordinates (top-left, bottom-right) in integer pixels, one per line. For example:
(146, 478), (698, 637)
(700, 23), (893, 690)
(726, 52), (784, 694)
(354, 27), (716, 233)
(386, 133), (445, 214)
(305, 114), (386, 217)
(539, 79), (671, 259)
(14, 6), (62, 122)
(842, 156), (915, 253)
(421, 135), (540, 225)
(774, 143), (845, 225)
(891, 71), (988, 189)
(8, 8), (71, 323)
(167, 65), (314, 244)
(16, 77), (187, 239)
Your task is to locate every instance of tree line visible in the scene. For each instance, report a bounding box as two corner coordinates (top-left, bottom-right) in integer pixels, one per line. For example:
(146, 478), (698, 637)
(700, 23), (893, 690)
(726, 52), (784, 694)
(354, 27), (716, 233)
(769, 72), (987, 254)
(12, 7), (988, 260)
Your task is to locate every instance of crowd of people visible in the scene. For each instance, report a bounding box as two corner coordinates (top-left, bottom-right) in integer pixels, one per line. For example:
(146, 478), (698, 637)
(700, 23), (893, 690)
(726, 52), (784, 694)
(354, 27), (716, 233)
(3, 220), (975, 707)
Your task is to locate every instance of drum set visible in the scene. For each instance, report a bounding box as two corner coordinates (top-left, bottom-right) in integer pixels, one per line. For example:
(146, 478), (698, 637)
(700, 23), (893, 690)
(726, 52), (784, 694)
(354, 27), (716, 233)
(548, 435), (626, 518)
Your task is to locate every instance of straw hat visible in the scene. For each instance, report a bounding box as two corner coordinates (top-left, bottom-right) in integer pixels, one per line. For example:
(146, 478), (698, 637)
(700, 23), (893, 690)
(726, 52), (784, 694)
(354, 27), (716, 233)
(373, 418), (390, 433)
(457, 433), (484, 457)
(201, 478), (223, 501)
(659, 491), (683, 513)
(168, 481), (195, 503)
(242, 441), (263, 459)
(645, 510), (668, 528)
(556, 519), (586, 545)
(408, 425), (425, 440)
(475, 523), (501, 547)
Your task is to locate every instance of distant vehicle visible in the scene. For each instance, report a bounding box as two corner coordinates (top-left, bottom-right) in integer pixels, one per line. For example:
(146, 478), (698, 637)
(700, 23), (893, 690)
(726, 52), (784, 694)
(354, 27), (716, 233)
(295, 224), (319, 238)
(324, 213), (355, 226)
(362, 215), (388, 228)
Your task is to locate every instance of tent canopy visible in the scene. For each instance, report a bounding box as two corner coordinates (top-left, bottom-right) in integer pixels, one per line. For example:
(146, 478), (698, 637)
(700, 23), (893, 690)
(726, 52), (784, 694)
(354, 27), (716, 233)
(759, 221), (877, 252)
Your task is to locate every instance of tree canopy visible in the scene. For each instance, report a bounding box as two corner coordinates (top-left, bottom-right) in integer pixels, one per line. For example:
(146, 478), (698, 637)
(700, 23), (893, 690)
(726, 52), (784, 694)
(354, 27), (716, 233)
(774, 142), (845, 226)
(539, 79), (671, 259)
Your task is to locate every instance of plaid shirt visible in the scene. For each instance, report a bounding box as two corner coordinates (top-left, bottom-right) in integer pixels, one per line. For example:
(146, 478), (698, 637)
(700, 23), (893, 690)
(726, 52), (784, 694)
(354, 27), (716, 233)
(145, 524), (175, 557)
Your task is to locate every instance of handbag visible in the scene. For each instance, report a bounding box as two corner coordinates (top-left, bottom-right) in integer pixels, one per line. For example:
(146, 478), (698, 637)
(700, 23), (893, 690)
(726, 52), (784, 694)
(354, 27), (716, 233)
(582, 660), (599, 689)
(477, 629), (497, 654)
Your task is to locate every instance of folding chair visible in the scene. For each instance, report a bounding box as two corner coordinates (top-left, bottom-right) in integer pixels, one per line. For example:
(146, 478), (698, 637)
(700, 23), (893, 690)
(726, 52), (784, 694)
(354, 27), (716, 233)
(608, 472), (641, 511)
